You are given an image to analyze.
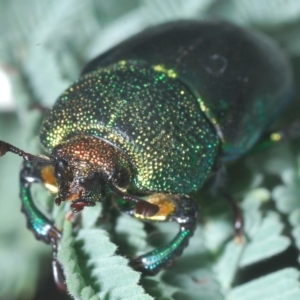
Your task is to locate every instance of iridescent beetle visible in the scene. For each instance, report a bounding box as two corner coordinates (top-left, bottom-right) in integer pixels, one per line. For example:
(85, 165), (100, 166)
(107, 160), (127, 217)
(0, 20), (294, 281)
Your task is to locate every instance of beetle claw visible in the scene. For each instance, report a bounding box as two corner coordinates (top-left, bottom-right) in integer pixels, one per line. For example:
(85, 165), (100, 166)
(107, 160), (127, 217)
(50, 226), (62, 240)
(0, 141), (8, 157)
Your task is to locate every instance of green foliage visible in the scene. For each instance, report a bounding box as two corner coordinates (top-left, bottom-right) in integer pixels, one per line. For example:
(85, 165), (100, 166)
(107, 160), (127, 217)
(1, 1), (300, 300)
(229, 268), (300, 300)
(57, 207), (153, 300)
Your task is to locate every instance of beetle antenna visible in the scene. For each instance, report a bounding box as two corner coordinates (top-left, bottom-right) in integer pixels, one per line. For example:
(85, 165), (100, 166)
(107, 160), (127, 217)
(0, 140), (51, 164)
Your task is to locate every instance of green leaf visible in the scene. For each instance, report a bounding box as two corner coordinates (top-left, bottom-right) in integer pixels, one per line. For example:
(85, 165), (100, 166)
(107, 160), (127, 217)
(58, 218), (153, 300)
(240, 212), (290, 267)
(114, 212), (148, 255)
(81, 286), (101, 300)
(229, 268), (300, 300)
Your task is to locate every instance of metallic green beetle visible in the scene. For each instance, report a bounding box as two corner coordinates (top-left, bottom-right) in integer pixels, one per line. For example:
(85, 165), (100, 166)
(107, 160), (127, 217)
(0, 20), (293, 280)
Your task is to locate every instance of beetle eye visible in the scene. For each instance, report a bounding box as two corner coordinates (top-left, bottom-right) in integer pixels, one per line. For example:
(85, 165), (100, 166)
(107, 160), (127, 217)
(54, 159), (73, 181)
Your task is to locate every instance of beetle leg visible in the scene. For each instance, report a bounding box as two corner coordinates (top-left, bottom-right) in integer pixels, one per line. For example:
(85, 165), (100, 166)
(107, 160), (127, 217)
(20, 161), (66, 289)
(116, 193), (198, 275)
(20, 160), (61, 243)
(209, 164), (243, 242)
(51, 237), (66, 292)
(221, 191), (243, 242)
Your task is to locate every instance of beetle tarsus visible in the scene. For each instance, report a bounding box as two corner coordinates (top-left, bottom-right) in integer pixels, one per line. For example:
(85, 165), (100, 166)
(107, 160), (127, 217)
(0, 140), (8, 156)
(51, 237), (66, 292)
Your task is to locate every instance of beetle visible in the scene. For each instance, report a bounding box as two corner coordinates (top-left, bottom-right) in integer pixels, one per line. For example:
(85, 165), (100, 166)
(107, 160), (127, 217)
(0, 20), (294, 282)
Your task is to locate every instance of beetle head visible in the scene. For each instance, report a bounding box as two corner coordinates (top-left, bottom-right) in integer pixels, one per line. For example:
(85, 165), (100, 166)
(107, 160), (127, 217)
(51, 135), (134, 209)
(0, 138), (158, 215)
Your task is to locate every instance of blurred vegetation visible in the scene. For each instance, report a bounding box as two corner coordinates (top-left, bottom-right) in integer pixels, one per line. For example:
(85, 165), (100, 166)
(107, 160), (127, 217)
(1, 1), (300, 299)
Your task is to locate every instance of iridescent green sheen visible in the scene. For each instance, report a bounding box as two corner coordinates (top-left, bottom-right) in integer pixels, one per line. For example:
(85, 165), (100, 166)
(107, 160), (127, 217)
(20, 175), (53, 242)
(83, 20), (293, 160)
(136, 229), (189, 271)
(41, 60), (219, 194)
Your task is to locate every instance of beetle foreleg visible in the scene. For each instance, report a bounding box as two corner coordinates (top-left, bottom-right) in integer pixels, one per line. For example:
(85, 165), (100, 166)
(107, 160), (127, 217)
(51, 237), (66, 291)
(20, 161), (61, 243)
(117, 193), (198, 275)
(20, 161), (66, 289)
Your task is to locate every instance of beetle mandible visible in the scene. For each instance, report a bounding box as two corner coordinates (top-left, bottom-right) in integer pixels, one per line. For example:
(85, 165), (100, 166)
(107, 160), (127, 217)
(0, 20), (294, 279)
